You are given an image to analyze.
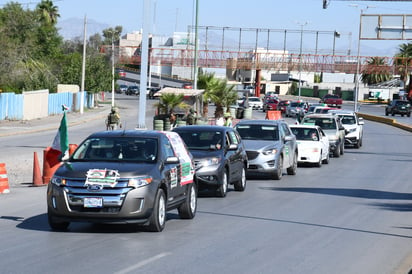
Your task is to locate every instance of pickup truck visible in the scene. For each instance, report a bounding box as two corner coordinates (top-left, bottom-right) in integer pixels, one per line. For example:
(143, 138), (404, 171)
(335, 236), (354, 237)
(320, 94), (342, 108)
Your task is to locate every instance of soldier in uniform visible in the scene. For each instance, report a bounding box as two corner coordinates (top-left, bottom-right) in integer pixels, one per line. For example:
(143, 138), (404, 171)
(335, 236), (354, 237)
(106, 107), (121, 130)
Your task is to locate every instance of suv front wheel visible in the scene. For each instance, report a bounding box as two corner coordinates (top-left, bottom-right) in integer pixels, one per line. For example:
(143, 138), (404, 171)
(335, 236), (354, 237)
(286, 152), (297, 175)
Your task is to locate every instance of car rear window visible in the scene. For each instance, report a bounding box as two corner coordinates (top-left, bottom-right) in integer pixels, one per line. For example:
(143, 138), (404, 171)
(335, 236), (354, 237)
(291, 128), (319, 141)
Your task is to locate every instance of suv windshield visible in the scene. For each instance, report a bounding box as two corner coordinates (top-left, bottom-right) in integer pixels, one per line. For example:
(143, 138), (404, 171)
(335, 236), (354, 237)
(303, 117), (336, 130)
(177, 131), (224, 151)
(235, 124), (279, 141)
(396, 101), (410, 106)
(339, 115), (356, 125)
(72, 137), (158, 162)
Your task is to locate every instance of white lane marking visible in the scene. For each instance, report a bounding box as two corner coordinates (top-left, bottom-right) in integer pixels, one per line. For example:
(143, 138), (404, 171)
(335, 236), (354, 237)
(114, 252), (171, 274)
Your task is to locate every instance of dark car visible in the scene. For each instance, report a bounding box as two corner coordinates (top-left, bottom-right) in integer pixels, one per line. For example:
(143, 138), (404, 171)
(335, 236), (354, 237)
(126, 85), (139, 95)
(385, 99), (411, 117)
(173, 125), (248, 197)
(148, 87), (161, 99)
(47, 130), (197, 232)
(277, 100), (290, 114)
(116, 84), (128, 94)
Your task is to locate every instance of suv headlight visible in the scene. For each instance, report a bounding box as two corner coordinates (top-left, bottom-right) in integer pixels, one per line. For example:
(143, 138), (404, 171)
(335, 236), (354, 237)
(128, 176), (153, 188)
(347, 128), (356, 134)
(199, 157), (221, 167)
(50, 176), (66, 186)
(262, 148), (277, 155)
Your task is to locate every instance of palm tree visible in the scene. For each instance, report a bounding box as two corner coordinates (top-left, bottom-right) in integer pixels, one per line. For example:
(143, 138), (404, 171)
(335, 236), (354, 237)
(208, 80), (237, 117)
(361, 57), (392, 85)
(154, 93), (189, 115)
(36, 0), (59, 25)
(197, 70), (221, 117)
(395, 43), (412, 98)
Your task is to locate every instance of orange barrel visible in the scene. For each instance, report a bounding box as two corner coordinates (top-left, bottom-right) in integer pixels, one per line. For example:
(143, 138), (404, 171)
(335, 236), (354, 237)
(0, 163), (10, 194)
(266, 110), (281, 120)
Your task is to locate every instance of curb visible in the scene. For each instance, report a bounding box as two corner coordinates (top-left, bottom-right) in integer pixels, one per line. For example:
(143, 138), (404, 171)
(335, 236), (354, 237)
(0, 105), (110, 138)
(357, 112), (412, 133)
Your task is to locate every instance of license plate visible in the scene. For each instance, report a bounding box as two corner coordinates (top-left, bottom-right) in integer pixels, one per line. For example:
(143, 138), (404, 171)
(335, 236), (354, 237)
(84, 197), (103, 208)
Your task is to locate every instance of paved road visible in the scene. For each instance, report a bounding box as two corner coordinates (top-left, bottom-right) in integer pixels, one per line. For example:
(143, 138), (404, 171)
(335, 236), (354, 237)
(1, 119), (412, 273)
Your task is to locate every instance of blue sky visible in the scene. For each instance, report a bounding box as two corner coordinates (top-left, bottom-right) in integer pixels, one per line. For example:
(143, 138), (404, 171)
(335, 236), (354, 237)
(3, 0), (412, 56)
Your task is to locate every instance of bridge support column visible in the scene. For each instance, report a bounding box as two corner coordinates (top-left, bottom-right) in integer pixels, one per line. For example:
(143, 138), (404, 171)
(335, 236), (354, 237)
(255, 69), (261, 97)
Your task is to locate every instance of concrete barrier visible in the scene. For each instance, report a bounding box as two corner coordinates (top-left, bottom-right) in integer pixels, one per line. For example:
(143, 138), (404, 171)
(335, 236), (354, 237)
(358, 112), (412, 133)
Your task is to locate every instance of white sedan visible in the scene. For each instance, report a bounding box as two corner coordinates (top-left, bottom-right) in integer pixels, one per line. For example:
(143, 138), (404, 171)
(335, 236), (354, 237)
(246, 97), (263, 110)
(289, 125), (330, 167)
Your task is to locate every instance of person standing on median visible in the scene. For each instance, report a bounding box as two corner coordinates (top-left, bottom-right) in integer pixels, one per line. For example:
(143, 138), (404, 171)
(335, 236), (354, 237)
(223, 112), (232, 127)
(186, 108), (196, 125)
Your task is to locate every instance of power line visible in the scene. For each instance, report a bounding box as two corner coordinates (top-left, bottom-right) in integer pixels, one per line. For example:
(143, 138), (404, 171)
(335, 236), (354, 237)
(324, 0), (412, 9)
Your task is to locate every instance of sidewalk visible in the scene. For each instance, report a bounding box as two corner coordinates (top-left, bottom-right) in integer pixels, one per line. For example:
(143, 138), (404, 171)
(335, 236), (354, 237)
(0, 104), (111, 137)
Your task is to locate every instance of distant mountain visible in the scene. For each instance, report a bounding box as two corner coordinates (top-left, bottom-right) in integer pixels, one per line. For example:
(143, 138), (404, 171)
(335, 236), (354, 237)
(57, 17), (109, 40)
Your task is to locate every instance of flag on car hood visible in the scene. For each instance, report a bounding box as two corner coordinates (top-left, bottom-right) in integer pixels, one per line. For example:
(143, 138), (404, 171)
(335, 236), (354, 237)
(51, 107), (69, 160)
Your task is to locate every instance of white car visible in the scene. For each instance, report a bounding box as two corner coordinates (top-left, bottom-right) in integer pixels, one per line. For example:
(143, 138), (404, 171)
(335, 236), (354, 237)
(246, 97), (263, 110)
(329, 110), (364, 148)
(289, 125), (330, 167)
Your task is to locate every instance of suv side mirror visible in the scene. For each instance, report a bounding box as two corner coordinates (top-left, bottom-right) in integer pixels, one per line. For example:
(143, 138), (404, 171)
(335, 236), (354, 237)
(165, 156), (179, 164)
(228, 144), (238, 151)
(284, 135), (294, 142)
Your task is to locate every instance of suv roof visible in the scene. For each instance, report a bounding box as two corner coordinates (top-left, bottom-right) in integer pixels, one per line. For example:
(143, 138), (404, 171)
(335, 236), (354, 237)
(235, 119), (287, 126)
(393, 100), (410, 105)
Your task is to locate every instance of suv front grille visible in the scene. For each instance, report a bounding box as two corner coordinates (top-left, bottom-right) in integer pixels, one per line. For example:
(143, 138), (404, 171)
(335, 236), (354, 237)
(246, 151), (259, 160)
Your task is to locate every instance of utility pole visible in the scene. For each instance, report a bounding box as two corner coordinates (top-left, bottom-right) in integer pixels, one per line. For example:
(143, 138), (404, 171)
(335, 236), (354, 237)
(80, 15), (87, 114)
(193, 0), (199, 90)
(297, 22), (308, 100)
(138, 0), (151, 128)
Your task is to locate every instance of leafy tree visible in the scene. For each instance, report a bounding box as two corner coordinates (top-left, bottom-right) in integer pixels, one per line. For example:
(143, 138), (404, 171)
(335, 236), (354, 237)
(102, 26), (123, 45)
(361, 57), (392, 85)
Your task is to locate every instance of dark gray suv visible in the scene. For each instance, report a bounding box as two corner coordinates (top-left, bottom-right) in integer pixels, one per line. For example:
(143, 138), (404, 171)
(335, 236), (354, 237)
(47, 130), (197, 232)
(173, 125), (248, 197)
(385, 99), (411, 117)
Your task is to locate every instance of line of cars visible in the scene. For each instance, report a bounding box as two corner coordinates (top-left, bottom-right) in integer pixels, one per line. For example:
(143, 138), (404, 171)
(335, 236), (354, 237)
(116, 84), (161, 98)
(46, 101), (364, 233)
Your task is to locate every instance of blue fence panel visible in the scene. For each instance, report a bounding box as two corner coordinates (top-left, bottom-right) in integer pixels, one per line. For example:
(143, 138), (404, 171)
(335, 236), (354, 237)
(87, 92), (94, 108)
(72, 91), (93, 110)
(0, 93), (23, 120)
(48, 92), (73, 115)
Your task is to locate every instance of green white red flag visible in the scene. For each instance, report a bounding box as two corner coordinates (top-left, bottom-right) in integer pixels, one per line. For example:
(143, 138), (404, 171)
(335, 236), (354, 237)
(51, 107), (69, 159)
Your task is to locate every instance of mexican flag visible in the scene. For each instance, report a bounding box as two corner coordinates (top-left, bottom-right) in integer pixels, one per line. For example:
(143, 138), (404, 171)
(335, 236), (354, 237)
(51, 107), (69, 160)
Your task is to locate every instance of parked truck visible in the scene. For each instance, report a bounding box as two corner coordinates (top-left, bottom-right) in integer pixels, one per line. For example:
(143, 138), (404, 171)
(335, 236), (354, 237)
(320, 94), (343, 108)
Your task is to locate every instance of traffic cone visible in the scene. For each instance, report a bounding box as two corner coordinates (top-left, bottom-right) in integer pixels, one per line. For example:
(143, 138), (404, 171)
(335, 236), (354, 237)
(32, 152), (43, 187)
(42, 147), (61, 185)
(0, 163), (10, 194)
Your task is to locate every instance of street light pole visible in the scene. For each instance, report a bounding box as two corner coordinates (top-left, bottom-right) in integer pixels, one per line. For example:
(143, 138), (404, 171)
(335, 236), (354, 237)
(193, 0), (199, 90)
(298, 22), (307, 100)
(351, 5), (373, 112)
(354, 11), (362, 112)
(111, 35), (115, 107)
